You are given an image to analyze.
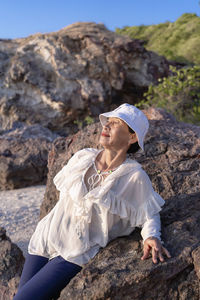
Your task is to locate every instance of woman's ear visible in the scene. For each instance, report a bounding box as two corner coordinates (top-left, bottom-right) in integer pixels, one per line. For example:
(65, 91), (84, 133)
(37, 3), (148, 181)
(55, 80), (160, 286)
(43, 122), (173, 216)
(129, 133), (138, 145)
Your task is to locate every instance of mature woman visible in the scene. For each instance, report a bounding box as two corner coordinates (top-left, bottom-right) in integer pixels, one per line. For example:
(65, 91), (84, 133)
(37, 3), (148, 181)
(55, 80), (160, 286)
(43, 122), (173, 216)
(14, 103), (171, 300)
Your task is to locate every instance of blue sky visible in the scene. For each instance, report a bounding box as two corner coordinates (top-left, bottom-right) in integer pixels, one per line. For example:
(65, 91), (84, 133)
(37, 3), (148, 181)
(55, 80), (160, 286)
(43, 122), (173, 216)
(0, 0), (199, 39)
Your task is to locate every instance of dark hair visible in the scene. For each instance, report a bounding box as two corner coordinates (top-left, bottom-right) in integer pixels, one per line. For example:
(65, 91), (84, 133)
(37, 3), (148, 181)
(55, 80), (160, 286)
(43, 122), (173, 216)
(127, 127), (140, 154)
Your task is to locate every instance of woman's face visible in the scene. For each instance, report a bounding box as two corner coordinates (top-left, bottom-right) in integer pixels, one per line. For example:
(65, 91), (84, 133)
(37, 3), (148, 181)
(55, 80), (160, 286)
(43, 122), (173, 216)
(99, 117), (137, 152)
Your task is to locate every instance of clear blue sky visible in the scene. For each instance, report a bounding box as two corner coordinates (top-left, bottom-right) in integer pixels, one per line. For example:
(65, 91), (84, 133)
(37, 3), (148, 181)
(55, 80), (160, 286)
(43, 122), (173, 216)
(0, 0), (199, 39)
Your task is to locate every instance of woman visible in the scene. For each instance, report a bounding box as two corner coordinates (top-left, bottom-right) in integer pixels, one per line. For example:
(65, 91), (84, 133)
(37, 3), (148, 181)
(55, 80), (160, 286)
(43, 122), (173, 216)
(14, 103), (171, 300)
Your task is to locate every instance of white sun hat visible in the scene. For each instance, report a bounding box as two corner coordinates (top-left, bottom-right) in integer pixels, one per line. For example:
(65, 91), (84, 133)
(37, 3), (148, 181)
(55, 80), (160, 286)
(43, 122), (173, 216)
(99, 103), (149, 151)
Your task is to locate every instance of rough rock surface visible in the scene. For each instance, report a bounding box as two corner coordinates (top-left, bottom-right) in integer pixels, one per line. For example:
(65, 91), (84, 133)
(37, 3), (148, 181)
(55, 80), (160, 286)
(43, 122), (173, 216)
(39, 108), (200, 299)
(0, 122), (59, 190)
(0, 227), (24, 300)
(0, 22), (169, 135)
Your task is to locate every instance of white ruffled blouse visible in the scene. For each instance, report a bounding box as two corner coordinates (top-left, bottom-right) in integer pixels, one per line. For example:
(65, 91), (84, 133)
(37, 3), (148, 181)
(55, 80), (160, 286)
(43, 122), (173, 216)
(28, 148), (165, 266)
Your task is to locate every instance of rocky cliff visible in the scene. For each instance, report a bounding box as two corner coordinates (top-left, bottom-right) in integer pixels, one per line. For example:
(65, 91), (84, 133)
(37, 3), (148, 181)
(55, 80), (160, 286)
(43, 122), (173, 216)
(0, 22), (171, 190)
(0, 22), (169, 137)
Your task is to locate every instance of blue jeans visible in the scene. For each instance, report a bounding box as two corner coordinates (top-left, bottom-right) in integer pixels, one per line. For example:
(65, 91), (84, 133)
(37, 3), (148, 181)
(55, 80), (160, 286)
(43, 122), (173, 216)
(13, 254), (82, 300)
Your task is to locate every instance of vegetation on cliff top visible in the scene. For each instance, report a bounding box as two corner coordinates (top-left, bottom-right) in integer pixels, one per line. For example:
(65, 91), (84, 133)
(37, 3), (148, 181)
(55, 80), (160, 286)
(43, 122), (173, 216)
(116, 13), (200, 65)
(116, 13), (200, 125)
(137, 65), (200, 125)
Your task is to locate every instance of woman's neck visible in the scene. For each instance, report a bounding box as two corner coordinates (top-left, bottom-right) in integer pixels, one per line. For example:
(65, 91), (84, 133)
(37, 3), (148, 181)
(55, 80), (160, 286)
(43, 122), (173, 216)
(96, 149), (127, 172)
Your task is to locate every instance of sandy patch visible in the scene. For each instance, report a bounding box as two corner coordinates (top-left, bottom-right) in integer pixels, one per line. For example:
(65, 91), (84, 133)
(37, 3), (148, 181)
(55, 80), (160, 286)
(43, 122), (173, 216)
(0, 185), (46, 257)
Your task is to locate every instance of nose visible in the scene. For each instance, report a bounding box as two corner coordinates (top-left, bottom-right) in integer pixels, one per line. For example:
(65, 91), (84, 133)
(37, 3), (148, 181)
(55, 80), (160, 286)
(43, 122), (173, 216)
(103, 124), (109, 131)
(104, 120), (110, 128)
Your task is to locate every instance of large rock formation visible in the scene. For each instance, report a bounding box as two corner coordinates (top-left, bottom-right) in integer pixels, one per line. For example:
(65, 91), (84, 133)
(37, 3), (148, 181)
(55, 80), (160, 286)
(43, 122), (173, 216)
(0, 123), (59, 190)
(39, 108), (200, 299)
(0, 227), (24, 300)
(0, 22), (169, 136)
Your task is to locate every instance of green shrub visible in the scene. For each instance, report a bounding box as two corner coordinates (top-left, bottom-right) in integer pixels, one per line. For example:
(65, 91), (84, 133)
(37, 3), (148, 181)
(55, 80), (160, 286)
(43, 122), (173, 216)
(137, 65), (200, 125)
(74, 116), (94, 129)
(116, 13), (200, 65)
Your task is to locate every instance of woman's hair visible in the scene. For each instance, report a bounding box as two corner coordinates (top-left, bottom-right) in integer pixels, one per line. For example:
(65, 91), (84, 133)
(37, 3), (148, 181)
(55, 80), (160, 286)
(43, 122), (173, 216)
(127, 127), (140, 154)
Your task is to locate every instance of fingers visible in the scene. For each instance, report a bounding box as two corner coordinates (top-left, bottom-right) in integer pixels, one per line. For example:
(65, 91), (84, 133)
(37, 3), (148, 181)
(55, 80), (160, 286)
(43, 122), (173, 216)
(152, 245), (171, 264)
(152, 247), (158, 264)
(150, 246), (165, 264)
(153, 242), (164, 263)
(141, 245), (151, 260)
(141, 245), (150, 261)
(162, 246), (171, 259)
(141, 239), (171, 264)
(141, 251), (150, 260)
(158, 249), (164, 263)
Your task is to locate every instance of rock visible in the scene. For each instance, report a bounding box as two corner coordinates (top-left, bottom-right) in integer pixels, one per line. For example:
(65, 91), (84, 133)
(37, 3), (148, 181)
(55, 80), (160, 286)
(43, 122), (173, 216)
(0, 227), (24, 300)
(38, 108), (200, 299)
(192, 246), (200, 281)
(136, 110), (200, 200)
(0, 123), (59, 190)
(0, 22), (169, 135)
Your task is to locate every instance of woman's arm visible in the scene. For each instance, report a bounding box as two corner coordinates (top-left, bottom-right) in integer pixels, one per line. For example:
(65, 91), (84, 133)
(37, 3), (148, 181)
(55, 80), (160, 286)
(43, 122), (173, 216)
(140, 214), (171, 263)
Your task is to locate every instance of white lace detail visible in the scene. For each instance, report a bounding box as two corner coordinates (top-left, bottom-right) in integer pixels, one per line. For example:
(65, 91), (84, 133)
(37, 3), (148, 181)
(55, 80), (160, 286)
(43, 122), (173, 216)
(87, 161), (115, 191)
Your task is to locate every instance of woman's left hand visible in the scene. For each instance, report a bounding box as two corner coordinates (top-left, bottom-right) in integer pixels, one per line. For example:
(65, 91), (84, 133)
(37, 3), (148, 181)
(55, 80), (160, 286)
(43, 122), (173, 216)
(141, 237), (171, 264)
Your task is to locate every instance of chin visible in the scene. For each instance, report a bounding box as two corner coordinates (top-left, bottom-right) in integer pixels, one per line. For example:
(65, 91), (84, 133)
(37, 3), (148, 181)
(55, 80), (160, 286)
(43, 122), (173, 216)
(99, 140), (106, 147)
(98, 139), (109, 149)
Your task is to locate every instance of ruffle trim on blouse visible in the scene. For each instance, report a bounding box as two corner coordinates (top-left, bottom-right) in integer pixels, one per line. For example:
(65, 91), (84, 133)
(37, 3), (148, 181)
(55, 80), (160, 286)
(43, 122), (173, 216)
(53, 164), (69, 192)
(73, 184), (165, 239)
(97, 190), (165, 227)
(53, 148), (99, 192)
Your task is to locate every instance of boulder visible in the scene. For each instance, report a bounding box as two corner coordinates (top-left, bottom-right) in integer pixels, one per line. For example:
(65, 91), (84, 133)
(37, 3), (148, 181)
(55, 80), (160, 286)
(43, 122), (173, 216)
(0, 122), (59, 190)
(0, 22), (170, 135)
(38, 108), (200, 299)
(0, 227), (24, 300)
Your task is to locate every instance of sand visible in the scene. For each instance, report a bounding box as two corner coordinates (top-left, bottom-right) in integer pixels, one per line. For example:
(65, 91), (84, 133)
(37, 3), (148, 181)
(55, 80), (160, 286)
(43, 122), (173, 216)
(0, 185), (46, 257)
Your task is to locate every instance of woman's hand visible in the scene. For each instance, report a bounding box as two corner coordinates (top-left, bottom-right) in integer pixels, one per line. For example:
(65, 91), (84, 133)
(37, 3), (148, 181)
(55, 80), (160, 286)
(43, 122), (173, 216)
(141, 237), (171, 264)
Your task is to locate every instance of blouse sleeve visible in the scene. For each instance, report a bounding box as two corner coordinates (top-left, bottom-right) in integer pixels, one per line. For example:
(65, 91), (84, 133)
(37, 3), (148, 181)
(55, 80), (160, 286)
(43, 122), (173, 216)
(53, 149), (85, 192)
(120, 169), (165, 228)
(141, 213), (161, 241)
